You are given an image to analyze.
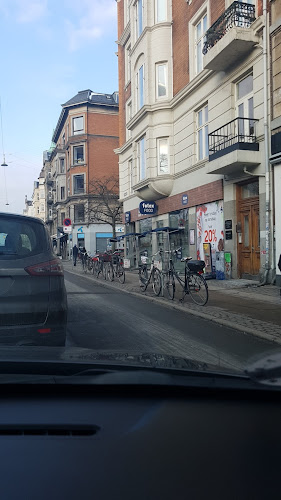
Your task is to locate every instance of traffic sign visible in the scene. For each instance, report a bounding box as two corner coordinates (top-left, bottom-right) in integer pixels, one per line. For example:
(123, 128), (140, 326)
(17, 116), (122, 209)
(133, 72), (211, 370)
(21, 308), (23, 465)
(63, 218), (72, 227)
(63, 225), (72, 233)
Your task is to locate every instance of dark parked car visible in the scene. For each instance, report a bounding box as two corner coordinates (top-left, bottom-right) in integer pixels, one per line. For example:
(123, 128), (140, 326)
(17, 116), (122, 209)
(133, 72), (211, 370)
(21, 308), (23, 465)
(0, 213), (67, 346)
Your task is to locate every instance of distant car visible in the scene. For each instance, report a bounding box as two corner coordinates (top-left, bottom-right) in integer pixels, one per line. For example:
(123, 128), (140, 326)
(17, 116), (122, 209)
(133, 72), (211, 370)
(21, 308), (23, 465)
(0, 213), (67, 346)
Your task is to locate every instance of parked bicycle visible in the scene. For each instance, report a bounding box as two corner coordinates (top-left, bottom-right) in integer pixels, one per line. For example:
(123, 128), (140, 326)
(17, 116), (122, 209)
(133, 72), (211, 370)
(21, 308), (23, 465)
(107, 251), (125, 284)
(138, 251), (162, 296)
(163, 249), (208, 306)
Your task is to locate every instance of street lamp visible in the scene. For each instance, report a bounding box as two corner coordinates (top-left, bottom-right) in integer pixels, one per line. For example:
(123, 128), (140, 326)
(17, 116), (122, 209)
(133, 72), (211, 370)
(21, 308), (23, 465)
(1, 155), (9, 205)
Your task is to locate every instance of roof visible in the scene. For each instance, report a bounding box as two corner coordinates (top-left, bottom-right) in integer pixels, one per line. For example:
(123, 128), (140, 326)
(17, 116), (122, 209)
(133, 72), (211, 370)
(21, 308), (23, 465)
(52, 89), (119, 143)
(62, 90), (118, 107)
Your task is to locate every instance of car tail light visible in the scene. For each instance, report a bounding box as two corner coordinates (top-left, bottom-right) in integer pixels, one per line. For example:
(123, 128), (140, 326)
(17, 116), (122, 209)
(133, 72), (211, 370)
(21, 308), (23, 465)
(25, 259), (64, 276)
(37, 328), (51, 334)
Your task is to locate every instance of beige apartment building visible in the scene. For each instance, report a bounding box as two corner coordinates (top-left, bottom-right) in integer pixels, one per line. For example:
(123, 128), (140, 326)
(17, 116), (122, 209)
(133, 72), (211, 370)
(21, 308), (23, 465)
(270, 0), (281, 287)
(116, 0), (275, 281)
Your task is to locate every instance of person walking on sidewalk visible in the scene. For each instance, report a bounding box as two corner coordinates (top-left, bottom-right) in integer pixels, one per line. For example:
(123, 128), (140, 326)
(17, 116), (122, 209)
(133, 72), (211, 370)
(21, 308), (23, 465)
(80, 246), (87, 270)
(73, 244), (78, 266)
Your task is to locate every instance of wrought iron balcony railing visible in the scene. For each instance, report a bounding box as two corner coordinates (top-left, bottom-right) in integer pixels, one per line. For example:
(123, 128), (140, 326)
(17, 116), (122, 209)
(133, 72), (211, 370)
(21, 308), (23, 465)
(208, 117), (258, 160)
(203, 1), (256, 55)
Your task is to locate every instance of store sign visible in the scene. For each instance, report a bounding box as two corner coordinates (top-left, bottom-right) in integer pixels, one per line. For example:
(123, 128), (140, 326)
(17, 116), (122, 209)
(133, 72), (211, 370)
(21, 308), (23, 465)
(125, 211), (131, 223)
(123, 259), (130, 269)
(196, 201), (224, 265)
(139, 201), (158, 215)
(182, 194), (188, 205)
(63, 225), (72, 233)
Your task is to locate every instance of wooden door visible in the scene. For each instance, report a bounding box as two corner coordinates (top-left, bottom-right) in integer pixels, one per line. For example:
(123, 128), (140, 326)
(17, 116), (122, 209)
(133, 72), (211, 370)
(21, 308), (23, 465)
(238, 196), (260, 276)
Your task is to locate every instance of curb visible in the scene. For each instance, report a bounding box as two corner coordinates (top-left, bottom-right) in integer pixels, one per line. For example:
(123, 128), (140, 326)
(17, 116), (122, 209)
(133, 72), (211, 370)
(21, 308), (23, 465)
(64, 266), (281, 346)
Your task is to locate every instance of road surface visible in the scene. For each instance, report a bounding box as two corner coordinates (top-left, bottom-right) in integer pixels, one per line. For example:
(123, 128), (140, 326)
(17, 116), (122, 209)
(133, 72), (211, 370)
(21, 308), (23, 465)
(65, 270), (275, 372)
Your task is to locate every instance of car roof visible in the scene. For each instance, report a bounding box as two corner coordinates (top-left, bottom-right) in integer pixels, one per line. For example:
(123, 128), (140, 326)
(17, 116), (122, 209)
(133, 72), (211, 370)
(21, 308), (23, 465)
(0, 212), (45, 226)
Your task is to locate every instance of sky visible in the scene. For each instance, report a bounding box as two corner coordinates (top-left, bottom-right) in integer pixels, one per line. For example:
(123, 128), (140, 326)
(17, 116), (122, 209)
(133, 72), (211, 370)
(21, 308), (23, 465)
(0, 0), (118, 214)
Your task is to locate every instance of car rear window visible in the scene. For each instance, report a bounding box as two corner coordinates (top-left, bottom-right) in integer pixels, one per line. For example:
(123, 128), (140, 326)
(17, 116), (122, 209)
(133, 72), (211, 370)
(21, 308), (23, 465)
(0, 217), (48, 259)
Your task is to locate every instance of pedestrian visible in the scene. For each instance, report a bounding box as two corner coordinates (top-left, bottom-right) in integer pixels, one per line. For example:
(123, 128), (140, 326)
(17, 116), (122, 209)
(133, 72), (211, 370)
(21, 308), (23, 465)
(73, 244), (78, 266)
(80, 246), (87, 268)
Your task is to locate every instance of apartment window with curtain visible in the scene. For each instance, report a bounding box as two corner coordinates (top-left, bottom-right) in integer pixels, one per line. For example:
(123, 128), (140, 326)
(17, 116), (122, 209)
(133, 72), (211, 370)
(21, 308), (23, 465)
(195, 13), (207, 74)
(137, 136), (146, 180)
(136, 64), (144, 110)
(156, 63), (167, 99)
(73, 145), (84, 165)
(135, 0), (143, 39)
(157, 138), (169, 174)
(155, 0), (167, 23)
(197, 105), (209, 161)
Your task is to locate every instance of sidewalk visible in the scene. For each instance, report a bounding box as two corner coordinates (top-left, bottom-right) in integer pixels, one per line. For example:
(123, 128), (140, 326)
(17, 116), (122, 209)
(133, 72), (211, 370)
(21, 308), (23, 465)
(62, 259), (281, 346)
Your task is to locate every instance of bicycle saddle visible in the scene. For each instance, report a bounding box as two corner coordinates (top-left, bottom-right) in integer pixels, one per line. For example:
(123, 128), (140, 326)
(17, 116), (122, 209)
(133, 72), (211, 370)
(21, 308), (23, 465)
(181, 256), (192, 262)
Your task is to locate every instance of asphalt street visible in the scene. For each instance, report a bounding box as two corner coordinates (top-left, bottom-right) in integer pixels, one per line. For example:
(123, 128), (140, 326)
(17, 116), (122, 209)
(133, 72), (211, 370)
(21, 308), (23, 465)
(65, 270), (276, 372)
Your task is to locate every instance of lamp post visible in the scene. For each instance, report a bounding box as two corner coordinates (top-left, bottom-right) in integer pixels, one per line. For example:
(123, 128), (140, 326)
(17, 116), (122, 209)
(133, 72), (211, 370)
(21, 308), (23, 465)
(1, 154), (9, 205)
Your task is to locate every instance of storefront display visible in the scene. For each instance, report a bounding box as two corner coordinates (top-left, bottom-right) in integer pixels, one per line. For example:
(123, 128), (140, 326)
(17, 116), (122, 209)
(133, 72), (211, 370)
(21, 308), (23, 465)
(169, 209), (189, 272)
(196, 201), (224, 271)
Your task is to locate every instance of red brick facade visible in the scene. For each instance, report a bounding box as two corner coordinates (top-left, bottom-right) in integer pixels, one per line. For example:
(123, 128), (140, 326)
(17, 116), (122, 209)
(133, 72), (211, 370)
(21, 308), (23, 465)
(124, 180), (223, 223)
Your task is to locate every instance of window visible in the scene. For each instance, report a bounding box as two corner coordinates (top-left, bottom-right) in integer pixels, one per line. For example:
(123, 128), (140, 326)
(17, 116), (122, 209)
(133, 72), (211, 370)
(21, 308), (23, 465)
(136, 0), (143, 38)
(156, 63), (167, 99)
(129, 159), (134, 193)
(155, 0), (167, 23)
(236, 74), (254, 137)
(73, 174), (85, 195)
(49, 209), (52, 218)
(60, 186), (65, 200)
(72, 116), (84, 135)
(67, 176), (70, 196)
(125, 44), (131, 84)
(137, 136), (146, 180)
(195, 13), (207, 74)
(126, 101), (132, 140)
(197, 105), (209, 161)
(136, 64), (144, 110)
(37, 207), (40, 214)
(74, 204), (85, 223)
(61, 212), (65, 226)
(40, 203), (44, 213)
(60, 158), (65, 173)
(157, 138), (169, 174)
(62, 133), (65, 146)
(73, 145), (84, 164)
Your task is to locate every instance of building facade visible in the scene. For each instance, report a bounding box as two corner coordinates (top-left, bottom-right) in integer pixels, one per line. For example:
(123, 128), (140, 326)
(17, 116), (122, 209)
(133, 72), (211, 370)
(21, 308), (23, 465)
(116, 0), (275, 280)
(45, 89), (121, 255)
(270, 0), (281, 286)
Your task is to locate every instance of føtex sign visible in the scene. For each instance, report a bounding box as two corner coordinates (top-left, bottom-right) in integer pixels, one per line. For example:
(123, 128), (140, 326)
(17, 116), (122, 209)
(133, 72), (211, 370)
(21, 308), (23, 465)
(139, 201), (158, 215)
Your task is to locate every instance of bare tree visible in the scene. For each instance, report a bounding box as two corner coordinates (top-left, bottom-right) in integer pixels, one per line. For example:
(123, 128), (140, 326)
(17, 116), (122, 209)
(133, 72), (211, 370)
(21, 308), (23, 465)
(87, 176), (122, 249)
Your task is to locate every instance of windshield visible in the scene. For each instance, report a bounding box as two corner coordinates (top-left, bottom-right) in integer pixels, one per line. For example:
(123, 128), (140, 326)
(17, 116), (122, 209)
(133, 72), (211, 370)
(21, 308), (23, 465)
(0, 0), (280, 381)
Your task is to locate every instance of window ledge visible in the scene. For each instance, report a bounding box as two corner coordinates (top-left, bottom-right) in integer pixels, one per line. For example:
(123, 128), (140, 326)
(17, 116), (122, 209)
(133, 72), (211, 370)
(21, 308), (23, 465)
(71, 163), (86, 168)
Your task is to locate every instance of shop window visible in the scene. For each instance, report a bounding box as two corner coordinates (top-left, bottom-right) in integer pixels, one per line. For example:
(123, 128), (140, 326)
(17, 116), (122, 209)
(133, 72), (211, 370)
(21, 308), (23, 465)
(169, 209), (189, 271)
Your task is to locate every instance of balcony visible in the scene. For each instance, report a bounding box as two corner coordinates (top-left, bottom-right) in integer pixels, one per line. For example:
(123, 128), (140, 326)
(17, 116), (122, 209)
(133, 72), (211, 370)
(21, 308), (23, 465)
(203, 1), (258, 71)
(47, 194), (53, 204)
(208, 117), (260, 175)
(133, 175), (174, 202)
(46, 177), (53, 186)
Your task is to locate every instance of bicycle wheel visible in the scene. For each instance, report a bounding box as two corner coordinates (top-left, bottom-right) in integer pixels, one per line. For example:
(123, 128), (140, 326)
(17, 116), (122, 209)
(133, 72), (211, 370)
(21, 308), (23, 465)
(83, 258), (87, 273)
(187, 273), (208, 306)
(88, 258), (93, 272)
(116, 263), (125, 284)
(165, 271), (175, 300)
(152, 268), (162, 296)
(139, 266), (148, 291)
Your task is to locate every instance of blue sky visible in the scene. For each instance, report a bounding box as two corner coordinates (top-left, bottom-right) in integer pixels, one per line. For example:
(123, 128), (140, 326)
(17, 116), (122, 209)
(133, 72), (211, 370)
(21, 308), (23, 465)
(0, 0), (118, 214)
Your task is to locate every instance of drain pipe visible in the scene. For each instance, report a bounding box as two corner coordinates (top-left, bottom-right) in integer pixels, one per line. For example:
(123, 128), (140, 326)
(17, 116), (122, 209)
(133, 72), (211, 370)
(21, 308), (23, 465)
(262, 0), (270, 285)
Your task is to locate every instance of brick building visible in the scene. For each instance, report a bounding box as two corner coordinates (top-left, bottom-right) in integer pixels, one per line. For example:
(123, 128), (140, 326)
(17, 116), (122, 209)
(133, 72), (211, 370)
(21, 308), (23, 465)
(45, 89), (121, 255)
(116, 0), (275, 280)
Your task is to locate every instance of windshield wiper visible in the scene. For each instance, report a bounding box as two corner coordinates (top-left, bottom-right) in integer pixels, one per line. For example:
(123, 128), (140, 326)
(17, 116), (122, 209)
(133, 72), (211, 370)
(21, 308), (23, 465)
(245, 352), (281, 387)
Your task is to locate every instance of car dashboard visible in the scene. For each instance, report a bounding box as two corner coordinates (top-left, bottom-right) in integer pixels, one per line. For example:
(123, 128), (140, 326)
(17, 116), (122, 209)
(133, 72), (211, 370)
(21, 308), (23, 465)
(0, 379), (280, 499)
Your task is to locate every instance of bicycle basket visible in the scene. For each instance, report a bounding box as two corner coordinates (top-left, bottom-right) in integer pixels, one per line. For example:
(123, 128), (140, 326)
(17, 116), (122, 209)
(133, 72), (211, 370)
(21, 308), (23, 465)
(187, 260), (205, 272)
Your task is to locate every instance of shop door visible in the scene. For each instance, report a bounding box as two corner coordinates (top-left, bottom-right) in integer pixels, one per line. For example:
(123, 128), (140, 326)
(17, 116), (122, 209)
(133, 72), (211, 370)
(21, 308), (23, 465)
(238, 198), (260, 276)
